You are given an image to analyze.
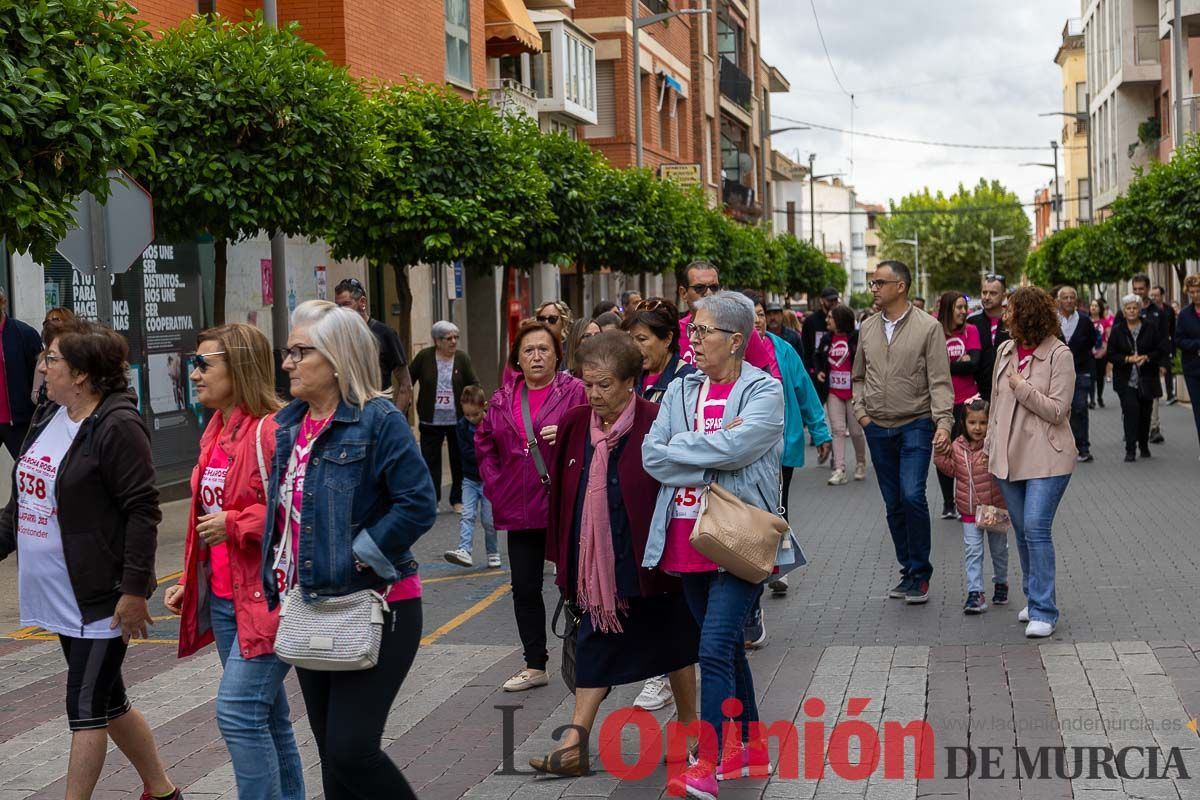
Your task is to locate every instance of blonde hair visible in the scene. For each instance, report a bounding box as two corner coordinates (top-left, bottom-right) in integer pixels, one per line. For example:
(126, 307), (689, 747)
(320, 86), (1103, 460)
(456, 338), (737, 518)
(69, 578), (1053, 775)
(290, 300), (385, 409)
(1185, 274), (1200, 291)
(197, 323), (283, 419)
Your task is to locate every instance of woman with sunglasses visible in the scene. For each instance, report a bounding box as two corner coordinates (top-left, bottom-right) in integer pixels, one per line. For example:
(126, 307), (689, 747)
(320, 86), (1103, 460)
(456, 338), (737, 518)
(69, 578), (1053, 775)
(535, 300), (572, 348)
(163, 323), (302, 800)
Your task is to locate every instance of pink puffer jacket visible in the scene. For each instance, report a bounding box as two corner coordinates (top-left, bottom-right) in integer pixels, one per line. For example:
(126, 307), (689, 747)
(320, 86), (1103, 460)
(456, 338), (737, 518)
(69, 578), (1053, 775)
(934, 435), (1006, 518)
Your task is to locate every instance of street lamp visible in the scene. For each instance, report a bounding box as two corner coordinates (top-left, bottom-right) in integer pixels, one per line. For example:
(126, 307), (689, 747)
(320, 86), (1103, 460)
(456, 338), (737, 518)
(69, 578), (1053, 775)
(769, 126), (811, 136)
(896, 233), (920, 298)
(633, 3), (711, 168)
(1021, 141), (1061, 232)
(990, 229), (1014, 274)
(1039, 111), (1093, 224)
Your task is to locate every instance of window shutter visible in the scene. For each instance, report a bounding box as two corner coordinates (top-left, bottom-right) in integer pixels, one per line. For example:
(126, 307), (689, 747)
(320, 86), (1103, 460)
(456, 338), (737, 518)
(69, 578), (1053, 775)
(585, 61), (616, 139)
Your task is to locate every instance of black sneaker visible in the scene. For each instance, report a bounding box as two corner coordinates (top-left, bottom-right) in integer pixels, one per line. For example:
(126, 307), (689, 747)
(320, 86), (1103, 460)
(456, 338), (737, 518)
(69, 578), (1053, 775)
(963, 591), (987, 614)
(1088, 400), (1096, 409)
(1166, 397), (1179, 406)
(1149, 431), (1165, 444)
(992, 583), (1009, 605)
(1140, 446), (1152, 459)
(888, 577), (912, 599)
(744, 608), (766, 649)
(904, 580), (930, 604)
(940, 505), (957, 520)
(1124, 451), (1137, 463)
(1097, 397), (1105, 408)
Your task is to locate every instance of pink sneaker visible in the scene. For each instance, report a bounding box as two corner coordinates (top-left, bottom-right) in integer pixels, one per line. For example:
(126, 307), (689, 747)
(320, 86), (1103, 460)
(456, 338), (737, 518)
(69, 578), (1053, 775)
(667, 759), (719, 800)
(715, 741), (773, 781)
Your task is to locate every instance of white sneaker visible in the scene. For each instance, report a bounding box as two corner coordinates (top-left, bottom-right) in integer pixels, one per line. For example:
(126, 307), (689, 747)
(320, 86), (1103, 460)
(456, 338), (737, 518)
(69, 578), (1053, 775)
(1018, 606), (1030, 623)
(827, 468), (848, 486)
(768, 575), (789, 595)
(1025, 621), (1055, 638)
(503, 669), (549, 692)
(854, 463), (867, 481)
(444, 548), (473, 568)
(634, 676), (674, 711)
(487, 553), (502, 568)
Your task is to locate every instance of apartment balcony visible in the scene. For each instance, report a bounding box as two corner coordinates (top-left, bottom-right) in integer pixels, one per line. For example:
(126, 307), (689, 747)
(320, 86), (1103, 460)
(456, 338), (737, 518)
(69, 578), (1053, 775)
(1160, 0), (1200, 37)
(531, 17), (598, 125)
(722, 179), (761, 220)
(488, 78), (539, 120)
(719, 56), (753, 110)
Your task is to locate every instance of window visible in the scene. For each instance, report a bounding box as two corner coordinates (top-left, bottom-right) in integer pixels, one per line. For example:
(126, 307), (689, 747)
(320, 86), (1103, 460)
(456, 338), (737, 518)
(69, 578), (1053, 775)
(1135, 26), (1159, 65)
(1075, 82), (1087, 115)
(532, 32), (553, 98)
(584, 61), (615, 139)
(720, 118), (749, 183)
(716, 13), (744, 68)
(1078, 178), (1091, 222)
(445, 0), (472, 86)
(852, 233), (865, 250)
(866, 245), (877, 258)
(197, 0), (215, 12)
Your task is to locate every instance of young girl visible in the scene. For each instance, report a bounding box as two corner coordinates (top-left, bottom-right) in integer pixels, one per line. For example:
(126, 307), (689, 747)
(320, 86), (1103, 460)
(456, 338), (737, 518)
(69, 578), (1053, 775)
(933, 398), (1009, 614)
(815, 303), (867, 485)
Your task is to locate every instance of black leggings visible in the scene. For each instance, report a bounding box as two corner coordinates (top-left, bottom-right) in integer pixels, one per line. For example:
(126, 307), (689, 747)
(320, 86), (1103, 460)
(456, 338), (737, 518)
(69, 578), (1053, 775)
(60, 635), (131, 731)
(938, 403), (966, 511)
(1116, 385), (1153, 453)
(1092, 359), (1107, 403)
(296, 599), (422, 800)
(418, 422), (463, 506)
(507, 528), (548, 671)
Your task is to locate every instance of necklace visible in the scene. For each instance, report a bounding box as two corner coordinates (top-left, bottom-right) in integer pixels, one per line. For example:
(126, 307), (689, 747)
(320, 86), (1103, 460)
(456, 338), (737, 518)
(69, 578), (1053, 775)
(301, 411), (331, 441)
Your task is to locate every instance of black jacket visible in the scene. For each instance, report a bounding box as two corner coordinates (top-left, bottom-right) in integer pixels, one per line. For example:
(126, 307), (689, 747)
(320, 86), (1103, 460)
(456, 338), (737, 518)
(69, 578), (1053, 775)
(408, 348), (479, 425)
(813, 329), (858, 388)
(801, 308), (829, 374)
(1059, 312), (1096, 374)
(457, 416), (480, 482)
(967, 310), (1009, 401)
(1108, 316), (1170, 397)
(639, 353), (695, 404)
(1177, 305), (1200, 378)
(2, 315), (43, 427)
(1157, 302), (1177, 366)
(0, 392), (160, 626)
(773, 326), (805, 367)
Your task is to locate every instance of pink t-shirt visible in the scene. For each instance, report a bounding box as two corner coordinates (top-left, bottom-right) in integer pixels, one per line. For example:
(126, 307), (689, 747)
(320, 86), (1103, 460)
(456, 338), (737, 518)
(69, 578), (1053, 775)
(989, 316), (1001, 341)
(945, 325), (982, 404)
(659, 381), (736, 573)
(678, 314), (781, 379)
(274, 416), (420, 603)
(643, 372), (661, 392)
(1016, 345), (1036, 374)
(826, 333), (853, 401)
(511, 381), (553, 433)
(198, 446), (233, 600)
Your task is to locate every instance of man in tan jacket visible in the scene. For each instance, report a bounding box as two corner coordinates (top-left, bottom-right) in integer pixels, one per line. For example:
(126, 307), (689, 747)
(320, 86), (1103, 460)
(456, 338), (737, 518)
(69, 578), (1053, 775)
(852, 261), (954, 605)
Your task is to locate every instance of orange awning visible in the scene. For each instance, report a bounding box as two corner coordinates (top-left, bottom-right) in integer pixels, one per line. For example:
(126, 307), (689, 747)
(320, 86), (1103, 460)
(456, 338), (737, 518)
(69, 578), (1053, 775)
(485, 0), (542, 56)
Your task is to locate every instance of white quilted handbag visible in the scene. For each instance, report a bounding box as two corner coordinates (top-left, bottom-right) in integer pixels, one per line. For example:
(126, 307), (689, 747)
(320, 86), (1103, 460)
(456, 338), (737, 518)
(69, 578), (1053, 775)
(274, 587), (389, 671)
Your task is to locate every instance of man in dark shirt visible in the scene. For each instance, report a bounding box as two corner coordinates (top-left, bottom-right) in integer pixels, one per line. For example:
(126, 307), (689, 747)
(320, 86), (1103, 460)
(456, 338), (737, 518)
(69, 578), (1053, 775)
(765, 301), (805, 364)
(802, 286), (840, 401)
(0, 289), (43, 458)
(1056, 285), (1095, 462)
(1132, 274), (1165, 442)
(1152, 285), (1178, 404)
(966, 274), (1010, 402)
(334, 278), (413, 412)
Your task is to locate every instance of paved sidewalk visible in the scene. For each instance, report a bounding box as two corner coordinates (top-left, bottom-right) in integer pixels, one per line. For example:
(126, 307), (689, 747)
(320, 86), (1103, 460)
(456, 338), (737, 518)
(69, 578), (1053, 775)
(0, 401), (1197, 799)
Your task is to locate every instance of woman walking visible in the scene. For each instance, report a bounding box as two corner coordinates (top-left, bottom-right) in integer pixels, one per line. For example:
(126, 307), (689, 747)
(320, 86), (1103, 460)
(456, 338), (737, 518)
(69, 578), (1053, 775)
(814, 303), (867, 485)
(1089, 298), (1111, 408)
(1108, 294), (1170, 461)
(477, 322), (586, 692)
(408, 321), (479, 512)
(936, 291), (981, 519)
(1178, 275), (1200, 448)
(987, 287), (1076, 638)
(164, 323), (302, 800)
(262, 300), (437, 800)
(531, 332), (699, 776)
(642, 292), (796, 797)
(0, 320), (182, 800)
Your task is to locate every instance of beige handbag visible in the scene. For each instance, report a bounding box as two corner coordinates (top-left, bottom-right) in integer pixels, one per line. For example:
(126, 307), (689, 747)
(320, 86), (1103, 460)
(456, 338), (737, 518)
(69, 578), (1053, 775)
(685, 378), (789, 583)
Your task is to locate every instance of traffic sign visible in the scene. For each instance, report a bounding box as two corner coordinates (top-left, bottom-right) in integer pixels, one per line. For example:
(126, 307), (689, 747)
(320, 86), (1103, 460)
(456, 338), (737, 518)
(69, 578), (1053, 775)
(56, 169), (154, 275)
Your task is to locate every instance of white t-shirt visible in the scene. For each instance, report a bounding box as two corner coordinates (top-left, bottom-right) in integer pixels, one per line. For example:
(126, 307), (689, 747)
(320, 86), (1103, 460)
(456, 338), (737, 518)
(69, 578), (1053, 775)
(432, 357), (456, 426)
(17, 407), (119, 638)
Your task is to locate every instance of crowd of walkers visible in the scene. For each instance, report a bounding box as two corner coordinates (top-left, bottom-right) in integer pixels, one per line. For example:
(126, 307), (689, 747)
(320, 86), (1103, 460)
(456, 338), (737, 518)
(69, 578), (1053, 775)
(0, 260), (1196, 800)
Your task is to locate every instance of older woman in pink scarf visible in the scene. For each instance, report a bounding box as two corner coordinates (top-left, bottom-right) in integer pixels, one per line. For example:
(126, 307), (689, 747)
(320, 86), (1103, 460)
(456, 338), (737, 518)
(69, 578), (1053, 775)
(536, 331), (700, 777)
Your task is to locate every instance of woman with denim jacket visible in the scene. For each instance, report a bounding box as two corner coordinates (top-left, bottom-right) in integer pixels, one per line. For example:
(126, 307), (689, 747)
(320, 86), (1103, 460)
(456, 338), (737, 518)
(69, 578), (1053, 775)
(164, 323), (301, 800)
(261, 301), (437, 800)
(642, 292), (798, 799)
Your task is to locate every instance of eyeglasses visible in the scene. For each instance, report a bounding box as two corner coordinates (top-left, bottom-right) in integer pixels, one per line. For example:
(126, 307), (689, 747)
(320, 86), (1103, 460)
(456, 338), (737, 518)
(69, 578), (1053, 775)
(189, 351), (226, 373)
(983, 273), (1006, 286)
(281, 345), (319, 363)
(536, 314), (561, 326)
(633, 299), (669, 312)
(439, 334), (460, 341)
(688, 283), (721, 296)
(41, 352), (64, 367)
(868, 279), (900, 290)
(686, 322), (735, 339)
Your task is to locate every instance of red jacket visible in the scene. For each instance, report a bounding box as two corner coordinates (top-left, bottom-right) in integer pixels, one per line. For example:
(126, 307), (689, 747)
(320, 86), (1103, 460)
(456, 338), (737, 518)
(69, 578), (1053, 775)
(177, 407), (280, 660)
(933, 435), (1006, 519)
(546, 399), (680, 598)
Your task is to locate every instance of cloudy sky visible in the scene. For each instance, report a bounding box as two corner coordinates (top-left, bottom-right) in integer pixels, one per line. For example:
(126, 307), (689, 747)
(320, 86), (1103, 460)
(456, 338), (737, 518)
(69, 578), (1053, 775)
(759, 0), (1080, 213)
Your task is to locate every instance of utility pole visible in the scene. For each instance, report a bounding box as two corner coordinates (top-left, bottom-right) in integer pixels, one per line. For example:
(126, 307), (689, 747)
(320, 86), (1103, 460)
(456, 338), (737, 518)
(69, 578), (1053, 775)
(808, 153), (816, 246)
(991, 228), (1014, 274)
(1051, 140), (1061, 233)
(264, 0), (289, 352)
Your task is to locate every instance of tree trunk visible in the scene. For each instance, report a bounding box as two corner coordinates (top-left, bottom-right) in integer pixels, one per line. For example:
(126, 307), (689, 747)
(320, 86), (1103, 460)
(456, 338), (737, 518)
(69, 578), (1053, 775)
(1174, 262), (1187, 291)
(214, 238), (227, 324)
(391, 262), (414, 361)
(498, 263), (513, 378)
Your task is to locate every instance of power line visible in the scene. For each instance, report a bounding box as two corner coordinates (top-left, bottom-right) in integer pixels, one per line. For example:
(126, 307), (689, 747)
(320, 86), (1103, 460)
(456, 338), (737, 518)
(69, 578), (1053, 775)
(771, 115), (1083, 152)
(809, 0), (854, 101)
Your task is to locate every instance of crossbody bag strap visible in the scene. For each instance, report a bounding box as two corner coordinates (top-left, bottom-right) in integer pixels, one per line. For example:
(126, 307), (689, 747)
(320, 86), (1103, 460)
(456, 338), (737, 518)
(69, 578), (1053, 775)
(254, 416), (269, 488)
(520, 384), (550, 488)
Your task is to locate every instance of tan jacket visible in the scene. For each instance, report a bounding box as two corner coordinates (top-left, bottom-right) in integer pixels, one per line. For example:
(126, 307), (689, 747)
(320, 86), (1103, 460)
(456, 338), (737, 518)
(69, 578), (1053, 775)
(986, 337), (1078, 481)
(851, 305), (954, 432)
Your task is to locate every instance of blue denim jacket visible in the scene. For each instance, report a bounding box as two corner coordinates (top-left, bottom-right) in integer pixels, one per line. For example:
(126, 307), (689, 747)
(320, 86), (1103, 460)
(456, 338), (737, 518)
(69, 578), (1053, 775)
(640, 363), (806, 575)
(261, 396), (437, 608)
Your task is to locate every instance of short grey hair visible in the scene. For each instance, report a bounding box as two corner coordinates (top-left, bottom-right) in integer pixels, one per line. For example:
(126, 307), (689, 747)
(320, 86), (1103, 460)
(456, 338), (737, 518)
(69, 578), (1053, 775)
(1121, 293), (1140, 308)
(431, 320), (459, 340)
(290, 300), (386, 409)
(694, 291), (756, 358)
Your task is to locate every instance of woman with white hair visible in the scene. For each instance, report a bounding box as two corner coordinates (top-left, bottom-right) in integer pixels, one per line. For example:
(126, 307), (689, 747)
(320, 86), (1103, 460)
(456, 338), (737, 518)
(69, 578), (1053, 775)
(408, 320), (479, 512)
(1108, 293), (1170, 462)
(261, 300), (437, 800)
(642, 291), (796, 797)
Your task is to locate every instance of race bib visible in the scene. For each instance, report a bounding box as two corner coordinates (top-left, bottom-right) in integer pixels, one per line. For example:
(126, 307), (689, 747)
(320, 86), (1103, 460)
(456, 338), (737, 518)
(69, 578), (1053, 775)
(829, 371), (851, 392)
(671, 486), (703, 520)
(199, 465), (226, 515)
(435, 389), (454, 407)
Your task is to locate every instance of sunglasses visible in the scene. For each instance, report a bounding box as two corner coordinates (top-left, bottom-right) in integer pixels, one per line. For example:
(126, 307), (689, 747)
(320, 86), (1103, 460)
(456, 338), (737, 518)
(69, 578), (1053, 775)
(688, 283), (721, 296)
(633, 299), (670, 312)
(983, 273), (1006, 286)
(536, 314), (562, 325)
(189, 351), (226, 373)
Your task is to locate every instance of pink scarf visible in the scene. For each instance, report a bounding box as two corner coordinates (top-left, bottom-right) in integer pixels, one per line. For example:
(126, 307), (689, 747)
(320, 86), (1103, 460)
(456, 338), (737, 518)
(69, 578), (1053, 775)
(576, 397), (638, 634)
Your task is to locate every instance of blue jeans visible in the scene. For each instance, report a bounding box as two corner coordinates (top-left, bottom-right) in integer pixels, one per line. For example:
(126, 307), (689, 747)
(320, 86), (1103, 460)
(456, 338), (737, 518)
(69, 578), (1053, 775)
(996, 475), (1071, 626)
(210, 595), (305, 800)
(864, 417), (934, 583)
(962, 521), (1009, 594)
(457, 477), (498, 555)
(681, 571), (762, 758)
(1070, 372), (1091, 454)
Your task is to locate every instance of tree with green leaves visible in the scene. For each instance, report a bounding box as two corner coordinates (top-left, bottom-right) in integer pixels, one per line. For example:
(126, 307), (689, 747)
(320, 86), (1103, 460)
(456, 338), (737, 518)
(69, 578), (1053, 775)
(776, 233), (831, 298)
(1, 0), (149, 261)
(1024, 226), (1083, 288)
(131, 14), (376, 322)
(878, 179), (1030, 294)
(1059, 222), (1137, 292)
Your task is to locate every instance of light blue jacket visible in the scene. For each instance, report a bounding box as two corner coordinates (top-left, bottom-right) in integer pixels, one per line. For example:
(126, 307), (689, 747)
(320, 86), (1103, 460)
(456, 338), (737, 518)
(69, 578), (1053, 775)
(640, 363), (806, 575)
(768, 332), (832, 468)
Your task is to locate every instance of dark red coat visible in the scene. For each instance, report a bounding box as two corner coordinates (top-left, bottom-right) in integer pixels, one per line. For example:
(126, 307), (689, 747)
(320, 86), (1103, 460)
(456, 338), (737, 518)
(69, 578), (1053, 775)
(546, 397), (679, 599)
